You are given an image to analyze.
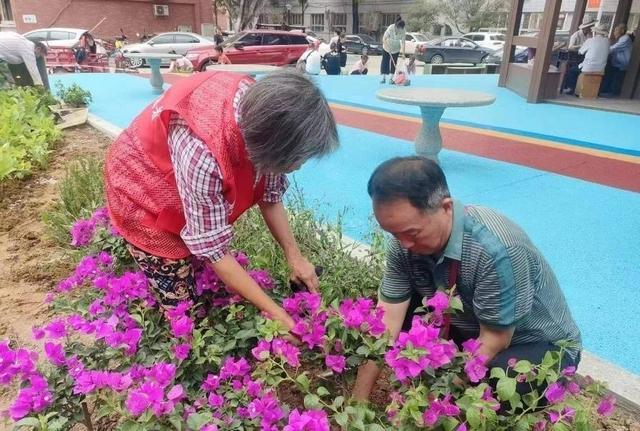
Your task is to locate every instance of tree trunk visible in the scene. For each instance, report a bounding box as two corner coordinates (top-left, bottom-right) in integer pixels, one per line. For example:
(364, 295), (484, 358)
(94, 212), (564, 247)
(352, 0), (359, 34)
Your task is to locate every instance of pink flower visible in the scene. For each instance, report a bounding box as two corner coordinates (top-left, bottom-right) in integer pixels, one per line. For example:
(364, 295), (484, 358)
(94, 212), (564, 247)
(219, 357), (251, 379)
(423, 394), (460, 426)
(31, 326), (45, 340)
(252, 340), (271, 361)
(234, 251), (250, 267)
(507, 357), (517, 368)
(208, 393), (224, 408)
(272, 338), (301, 367)
(44, 342), (66, 366)
(201, 374), (220, 392)
(457, 424), (468, 431)
(461, 339), (481, 355)
(325, 354), (346, 373)
(167, 384), (185, 402)
(464, 356), (488, 383)
(545, 382), (566, 404)
(70, 219), (96, 247)
(561, 366), (576, 377)
(249, 270), (274, 290)
(170, 315), (194, 339)
(533, 420), (547, 431)
(43, 319), (67, 339)
(597, 395), (616, 417)
(566, 381), (580, 395)
(201, 425), (218, 431)
(172, 343), (191, 361)
(426, 291), (450, 314)
(284, 409), (330, 431)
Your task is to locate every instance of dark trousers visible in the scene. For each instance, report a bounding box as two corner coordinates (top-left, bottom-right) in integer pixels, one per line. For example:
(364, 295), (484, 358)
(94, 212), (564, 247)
(350, 68), (368, 75)
(563, 65), (581, 92)
(381, 50), (399, 75)
(402, 293), (580, 395)
(601, 64), (626, 95)
(7, 57), (49, 90)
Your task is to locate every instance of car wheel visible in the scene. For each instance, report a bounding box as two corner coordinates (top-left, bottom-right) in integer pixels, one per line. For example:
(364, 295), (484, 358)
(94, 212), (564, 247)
(361, 47), (368, 56)
(200, 60), (216, 71)
(127, 55), (144, 69)
(430, 54), (444, 64)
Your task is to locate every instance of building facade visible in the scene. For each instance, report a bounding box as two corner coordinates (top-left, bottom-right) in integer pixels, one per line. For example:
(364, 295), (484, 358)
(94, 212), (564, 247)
(0, 0), (226, 39)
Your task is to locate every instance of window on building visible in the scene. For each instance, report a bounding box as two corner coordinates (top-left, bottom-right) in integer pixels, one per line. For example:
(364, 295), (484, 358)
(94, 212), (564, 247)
(289, 13), (303, 26)
(628, 14), (640, 32)
(311, 14), (324, 32)
(599, 13), (614, 31)
(331, 12), (346, 32)
(358, 12), (367, 33)
(1, 0), (13, 21)
(258, 14), (270, 24)
(382, 13), (399, 28)
(556, 13), (566, 30)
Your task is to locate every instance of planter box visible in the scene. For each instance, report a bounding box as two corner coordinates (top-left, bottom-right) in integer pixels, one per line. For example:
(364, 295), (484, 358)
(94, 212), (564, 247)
(50, 104), (89, 130)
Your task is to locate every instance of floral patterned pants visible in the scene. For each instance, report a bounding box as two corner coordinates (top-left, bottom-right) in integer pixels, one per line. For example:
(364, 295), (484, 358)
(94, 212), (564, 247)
(126, 244), (198, 309)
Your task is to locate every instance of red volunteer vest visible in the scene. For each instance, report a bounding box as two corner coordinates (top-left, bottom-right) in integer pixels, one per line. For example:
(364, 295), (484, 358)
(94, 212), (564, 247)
(105, 72), (265, 259)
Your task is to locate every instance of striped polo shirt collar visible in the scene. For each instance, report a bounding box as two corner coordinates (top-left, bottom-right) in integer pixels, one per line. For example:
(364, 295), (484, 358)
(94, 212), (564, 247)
(442, 199), (464, 262)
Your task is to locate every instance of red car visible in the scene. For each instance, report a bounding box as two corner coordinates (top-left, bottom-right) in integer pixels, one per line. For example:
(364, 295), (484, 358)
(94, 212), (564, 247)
(186, 30), (309, 71)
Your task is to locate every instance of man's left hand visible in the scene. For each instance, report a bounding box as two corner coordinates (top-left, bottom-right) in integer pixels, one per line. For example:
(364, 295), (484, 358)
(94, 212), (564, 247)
(288, 254), (319, 293)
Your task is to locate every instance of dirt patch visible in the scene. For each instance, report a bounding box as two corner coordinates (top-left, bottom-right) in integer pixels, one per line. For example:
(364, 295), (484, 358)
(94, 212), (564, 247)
(0, 125), (111, 414)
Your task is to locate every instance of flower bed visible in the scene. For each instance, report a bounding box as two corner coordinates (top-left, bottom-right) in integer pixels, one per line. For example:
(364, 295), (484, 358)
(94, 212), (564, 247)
(0, 200), (620, 431)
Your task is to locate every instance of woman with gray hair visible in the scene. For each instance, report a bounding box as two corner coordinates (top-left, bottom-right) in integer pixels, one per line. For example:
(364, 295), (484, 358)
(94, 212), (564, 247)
(105, 70), (338, 329)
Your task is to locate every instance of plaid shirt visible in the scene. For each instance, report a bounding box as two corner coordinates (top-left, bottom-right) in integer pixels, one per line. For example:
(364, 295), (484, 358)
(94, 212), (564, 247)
(167, 80), (288, 262)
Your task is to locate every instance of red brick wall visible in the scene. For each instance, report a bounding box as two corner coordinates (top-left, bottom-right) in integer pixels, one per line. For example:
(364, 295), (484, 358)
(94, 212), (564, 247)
(11, 0), (217, 39)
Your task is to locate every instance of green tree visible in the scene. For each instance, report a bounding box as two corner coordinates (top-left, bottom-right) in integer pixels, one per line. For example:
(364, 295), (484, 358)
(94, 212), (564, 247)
(406, 0), (439, 33)
(438, 0), (509, 33)
(217, 0), (269, 31)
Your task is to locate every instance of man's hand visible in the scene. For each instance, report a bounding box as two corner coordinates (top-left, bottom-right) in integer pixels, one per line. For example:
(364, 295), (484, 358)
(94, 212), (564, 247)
(477, 324), (515, 363)
(287, 254), (319, 292)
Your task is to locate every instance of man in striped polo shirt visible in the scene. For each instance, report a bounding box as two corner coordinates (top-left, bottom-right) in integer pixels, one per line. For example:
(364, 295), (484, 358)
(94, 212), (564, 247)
(353, 156), (581, 400)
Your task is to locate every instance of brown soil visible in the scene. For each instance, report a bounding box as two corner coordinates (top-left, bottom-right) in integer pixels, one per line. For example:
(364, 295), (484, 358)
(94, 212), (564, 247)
(0, 125), (111, 418)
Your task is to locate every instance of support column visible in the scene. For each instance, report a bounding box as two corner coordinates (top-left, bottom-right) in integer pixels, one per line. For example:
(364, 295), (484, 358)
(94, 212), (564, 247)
(569, 0), (588, 35)
(528, 0), (562, 102)
(498, 0), (524, 87)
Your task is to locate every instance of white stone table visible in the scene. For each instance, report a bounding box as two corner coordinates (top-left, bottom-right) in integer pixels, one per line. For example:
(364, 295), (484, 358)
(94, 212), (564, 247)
(124, 53), (182, 94)
(205, 64), (280, 76)
(376, 88), (495, 161)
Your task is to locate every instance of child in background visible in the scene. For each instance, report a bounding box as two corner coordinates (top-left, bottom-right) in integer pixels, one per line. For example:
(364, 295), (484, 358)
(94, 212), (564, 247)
(350, 55), (369, 75)
(168, 56), (194, 73)
(216, 46), (231, 64)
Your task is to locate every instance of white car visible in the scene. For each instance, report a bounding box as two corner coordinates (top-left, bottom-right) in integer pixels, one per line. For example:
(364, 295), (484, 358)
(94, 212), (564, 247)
(122, 32), (215, 67)
(404, 32), (430, 55)
(22, 27), (106, 54)
(463, 32), (505, 50)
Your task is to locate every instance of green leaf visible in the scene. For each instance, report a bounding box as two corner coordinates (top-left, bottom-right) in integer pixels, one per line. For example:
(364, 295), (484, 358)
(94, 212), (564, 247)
(513, 360), (533, 374)
(552, 423), (570, 431)
(13, 417), (41, 428)
(466, 407), (482, 428)
(449, 296), (464, 312)
(304, 394), (322, 409)
(186, 412), (213, 430)
(169, 416), (183, 431)
(334, 412), (349, 427)
(332, 396), (345, 408)
(489, 367), (506, 380)
(316, 386), (330, 397)
(497, 376), (517, 401)
(296, 373), (310, 392)
(356, 345), (370, 356)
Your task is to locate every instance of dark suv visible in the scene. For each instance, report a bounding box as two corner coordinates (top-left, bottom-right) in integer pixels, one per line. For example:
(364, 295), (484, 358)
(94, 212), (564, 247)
(343, 34), (383, 55)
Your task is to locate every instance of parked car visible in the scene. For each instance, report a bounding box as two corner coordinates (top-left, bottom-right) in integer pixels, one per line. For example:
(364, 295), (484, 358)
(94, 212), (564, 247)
(404, 32), (430, 55)
(186, 30), (309, 71)
(342, 34), (383, 55)
(22, 27), (106, 54)
(415, 37), (497, 64)
(463, 32), (505, 50)
(122, 32), (215, 68)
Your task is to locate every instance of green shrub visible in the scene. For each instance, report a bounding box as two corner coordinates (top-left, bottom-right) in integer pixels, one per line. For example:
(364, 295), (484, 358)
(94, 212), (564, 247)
(54, 82), (92, 108)
(0, 87), (61, 180)
(43, 157), (105, 246)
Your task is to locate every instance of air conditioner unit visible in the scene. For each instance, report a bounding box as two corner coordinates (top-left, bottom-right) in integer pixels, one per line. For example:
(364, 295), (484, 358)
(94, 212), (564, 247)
(154, 4), (169, 16)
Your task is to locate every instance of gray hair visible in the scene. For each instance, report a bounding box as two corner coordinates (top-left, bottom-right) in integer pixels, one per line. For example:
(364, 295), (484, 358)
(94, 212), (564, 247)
(238, 70), (339, 173)
(367, 156), (451, 211)
(615, 23), (627, 33)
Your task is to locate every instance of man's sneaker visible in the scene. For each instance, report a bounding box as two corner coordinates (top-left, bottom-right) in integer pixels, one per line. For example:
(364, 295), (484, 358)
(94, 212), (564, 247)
(561, 87), (573, 95)
(380, 77), (386, 84)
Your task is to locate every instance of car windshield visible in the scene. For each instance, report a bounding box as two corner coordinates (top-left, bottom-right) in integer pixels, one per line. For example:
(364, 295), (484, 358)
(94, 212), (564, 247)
(491, 34), (505, 41)
(358, 34), (377, 43)
(221, 32), (245, 47)
(413, 34), (428, 42)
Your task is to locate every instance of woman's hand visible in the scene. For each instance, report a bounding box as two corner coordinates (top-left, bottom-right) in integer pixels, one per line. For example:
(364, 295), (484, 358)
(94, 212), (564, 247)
(287, 254), (319, 293)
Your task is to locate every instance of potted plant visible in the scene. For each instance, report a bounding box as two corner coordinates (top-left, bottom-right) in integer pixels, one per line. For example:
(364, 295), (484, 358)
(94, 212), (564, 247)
(51, 82), (93, 129)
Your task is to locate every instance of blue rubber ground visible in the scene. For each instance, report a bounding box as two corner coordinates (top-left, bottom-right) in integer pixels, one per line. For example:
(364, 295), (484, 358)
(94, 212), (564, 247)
(50, 73), (640, 375)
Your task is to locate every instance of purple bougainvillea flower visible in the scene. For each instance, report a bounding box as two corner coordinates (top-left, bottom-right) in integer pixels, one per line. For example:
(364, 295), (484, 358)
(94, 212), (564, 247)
(457, 424), (468, 431)
(252, 340), (271, 361)
(167, 384), (185, 402)
(426, 291), (450, 314)
(170, 315), (194, 339)
(464, 355), (488, 383)
(423, 394), (460, 426)
(31, 326), (45, 340)
(566, 381), (580, 395)
(172, 343), (191, 361)
(325, 354), (346, 373)
(283, 409), (330, 431)
(201, 374), (221, 392)
(234, 251), (250, 267)
(507, 357), (517, 368)
(561, 366), (576, 377)
(208, 393), (224, 408)
(220, 357), (251, 379)
(44, 319), (67, 339)
(271, 338), (301, 368)
(248, 270), (274, 290)
(597, 395), (616, 417)
(201, 425), (218, 431)
(461, 338), (481, 355)
(44, 342), (66, 366)
(70, 219), (96, 247)
(544, 382), (566, 404)
(533, 420), (547, 431)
